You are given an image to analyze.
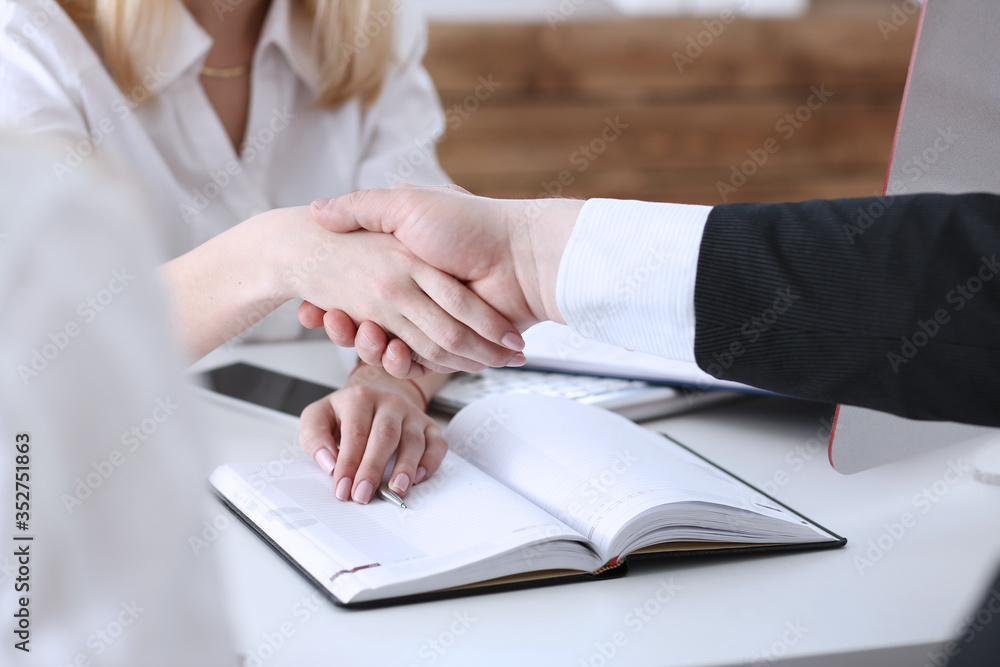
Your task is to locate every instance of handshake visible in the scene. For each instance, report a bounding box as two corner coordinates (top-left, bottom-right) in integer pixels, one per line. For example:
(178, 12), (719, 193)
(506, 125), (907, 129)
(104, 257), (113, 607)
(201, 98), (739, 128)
(297, 184), (587, 379)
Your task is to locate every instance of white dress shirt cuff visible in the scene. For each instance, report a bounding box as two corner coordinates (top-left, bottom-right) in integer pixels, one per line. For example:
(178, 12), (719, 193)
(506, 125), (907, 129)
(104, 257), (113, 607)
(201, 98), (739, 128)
(555, 198), (712, 363)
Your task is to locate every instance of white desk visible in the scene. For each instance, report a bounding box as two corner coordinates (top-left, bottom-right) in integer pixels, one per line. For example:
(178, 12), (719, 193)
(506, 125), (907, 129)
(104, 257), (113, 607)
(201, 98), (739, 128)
(191, 341), (1000, 667)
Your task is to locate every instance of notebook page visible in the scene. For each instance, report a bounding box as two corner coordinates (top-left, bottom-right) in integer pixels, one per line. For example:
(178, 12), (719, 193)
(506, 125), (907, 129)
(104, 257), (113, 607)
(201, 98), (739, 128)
(522, 321), (757, 392)
(446, 395), (818, 558)
(211, 455), (592, 602)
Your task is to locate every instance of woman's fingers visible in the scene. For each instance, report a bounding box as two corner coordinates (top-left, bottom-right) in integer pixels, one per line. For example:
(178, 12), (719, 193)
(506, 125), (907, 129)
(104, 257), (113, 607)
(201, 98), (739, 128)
(350, 397), (408, 504)
(300, 384), (446, 506)
(416, 424), (448, 484)
(411, 263), (525, 362)
(330, 389), (375, 502)
(299, 398), (339, 474)
(380, 413), (427, 498)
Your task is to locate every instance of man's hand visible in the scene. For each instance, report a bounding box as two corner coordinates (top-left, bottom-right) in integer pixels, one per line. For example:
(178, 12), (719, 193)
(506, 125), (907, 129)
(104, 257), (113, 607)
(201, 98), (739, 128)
(304, 185), (582, 378)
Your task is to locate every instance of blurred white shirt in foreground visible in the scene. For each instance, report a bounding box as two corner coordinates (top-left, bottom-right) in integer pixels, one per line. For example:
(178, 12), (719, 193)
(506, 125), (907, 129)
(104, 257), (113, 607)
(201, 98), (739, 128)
(0, 134), (234, 666)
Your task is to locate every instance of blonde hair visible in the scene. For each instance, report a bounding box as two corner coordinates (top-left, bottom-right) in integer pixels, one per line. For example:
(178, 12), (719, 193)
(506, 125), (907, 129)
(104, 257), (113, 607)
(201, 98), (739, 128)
(62, 0), (394, 106)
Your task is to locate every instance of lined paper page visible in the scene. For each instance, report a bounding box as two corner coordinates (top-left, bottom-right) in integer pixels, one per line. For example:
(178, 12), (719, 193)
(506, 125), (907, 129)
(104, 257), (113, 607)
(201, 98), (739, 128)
(212, 456), (590, 602)
(446, 395), (823, 557)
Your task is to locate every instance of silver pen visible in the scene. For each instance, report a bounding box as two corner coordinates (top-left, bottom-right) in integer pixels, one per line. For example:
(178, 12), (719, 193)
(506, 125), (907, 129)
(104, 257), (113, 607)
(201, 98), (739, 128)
(377, 482), (408, 509)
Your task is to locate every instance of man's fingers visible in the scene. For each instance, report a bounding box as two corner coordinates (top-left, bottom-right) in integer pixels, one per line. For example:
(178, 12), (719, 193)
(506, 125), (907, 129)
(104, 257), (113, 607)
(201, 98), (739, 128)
(311, 189), (404, 234)
(297, 301), (326, 329)
(323, 309), (358, 347)
(355, 321), (391, 368)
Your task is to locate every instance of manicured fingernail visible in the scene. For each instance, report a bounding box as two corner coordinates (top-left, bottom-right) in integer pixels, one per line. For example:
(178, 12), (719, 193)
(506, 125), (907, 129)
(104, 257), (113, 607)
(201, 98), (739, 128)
(315, 449), (336, 475)
(386, 345), (398, 361)
(312, 198), (331, 210)
(501, 332), (525, 351)
(359, 330), (375, 349)
(391, 473), (410, 494)
(506, 352), (526, 367)
(415, 466), (428, 484)
(335, 476), (352, 501)
(354, 479), (374, 505)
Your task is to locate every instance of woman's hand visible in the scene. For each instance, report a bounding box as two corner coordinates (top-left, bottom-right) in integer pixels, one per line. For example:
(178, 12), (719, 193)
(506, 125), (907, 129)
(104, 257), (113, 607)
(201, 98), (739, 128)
(159, 205), (525, 368)
(265, 206), (524, 375)
(299, 364), (448, 504)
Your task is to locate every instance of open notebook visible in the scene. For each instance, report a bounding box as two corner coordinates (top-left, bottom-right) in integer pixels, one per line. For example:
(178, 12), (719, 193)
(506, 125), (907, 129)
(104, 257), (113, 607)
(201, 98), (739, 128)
(211, 395), (844, 607)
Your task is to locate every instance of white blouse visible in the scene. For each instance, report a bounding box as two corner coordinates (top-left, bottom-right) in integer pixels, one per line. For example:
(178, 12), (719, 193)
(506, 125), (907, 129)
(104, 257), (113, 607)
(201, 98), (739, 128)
(0, 0), (450, 340)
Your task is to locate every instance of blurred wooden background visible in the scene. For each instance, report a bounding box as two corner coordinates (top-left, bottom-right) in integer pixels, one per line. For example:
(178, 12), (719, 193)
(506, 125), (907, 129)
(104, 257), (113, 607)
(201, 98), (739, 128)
(424, 2), (918, 205)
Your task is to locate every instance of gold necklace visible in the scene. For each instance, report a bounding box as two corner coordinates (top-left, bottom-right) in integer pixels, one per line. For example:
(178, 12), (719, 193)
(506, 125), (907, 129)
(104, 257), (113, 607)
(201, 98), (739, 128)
(200, 63), (251, 79)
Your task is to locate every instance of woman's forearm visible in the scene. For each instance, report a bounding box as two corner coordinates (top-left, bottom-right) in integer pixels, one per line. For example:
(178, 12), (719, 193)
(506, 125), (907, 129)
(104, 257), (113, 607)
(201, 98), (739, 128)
(158, 210), (292, 360)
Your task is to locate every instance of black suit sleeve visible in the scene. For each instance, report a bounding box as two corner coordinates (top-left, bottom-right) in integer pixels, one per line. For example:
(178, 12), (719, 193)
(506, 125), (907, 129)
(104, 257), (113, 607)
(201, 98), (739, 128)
(693, 193), (1000, 427)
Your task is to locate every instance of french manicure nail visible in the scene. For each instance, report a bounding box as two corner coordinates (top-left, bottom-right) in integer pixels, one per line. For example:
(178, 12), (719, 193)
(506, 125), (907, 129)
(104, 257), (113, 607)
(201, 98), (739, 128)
(312, 198), (331, 210)
(391, 473), (410, 494)
(335, 476), (352, 501)
(415, 466), (428, 484)
(315, 448), (336, 475)
(506, 352), (527, 368)
(354, 479), (374, 505)
(501, 332), (525, 351)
